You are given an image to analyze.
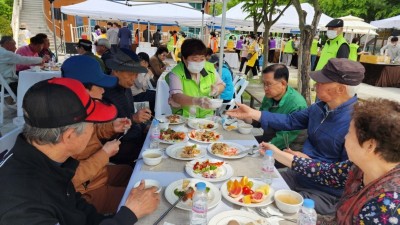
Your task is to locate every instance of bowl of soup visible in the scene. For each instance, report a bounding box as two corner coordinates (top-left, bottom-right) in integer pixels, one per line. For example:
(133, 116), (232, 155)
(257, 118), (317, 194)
(142, 149), (163, 166)
(274, 189), (303, 214)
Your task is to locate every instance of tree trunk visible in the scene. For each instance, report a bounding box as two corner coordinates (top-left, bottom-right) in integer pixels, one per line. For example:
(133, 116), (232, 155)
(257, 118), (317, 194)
(297, 25), (313, 105)
(263, 27), (271, 69)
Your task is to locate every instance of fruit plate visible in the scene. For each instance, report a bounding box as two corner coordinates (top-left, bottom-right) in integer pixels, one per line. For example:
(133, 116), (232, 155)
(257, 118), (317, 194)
(207, 142), (248, 159)
(164, 178), (221, 211)
(158, 114), (186, 125)
(185, 158), (234, 182)
(187, 119), (219, 131)
(188, 130), (223, 144)
(208, 210), (266, 225)
(220, 177), (275, 208)
(165, 143), (207, 160)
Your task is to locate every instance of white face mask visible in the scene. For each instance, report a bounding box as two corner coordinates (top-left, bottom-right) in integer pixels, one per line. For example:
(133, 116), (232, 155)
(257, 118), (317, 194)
(326, 30), (338, 39)
(392, 42), (397, 46)
(187, 60), (205, 74)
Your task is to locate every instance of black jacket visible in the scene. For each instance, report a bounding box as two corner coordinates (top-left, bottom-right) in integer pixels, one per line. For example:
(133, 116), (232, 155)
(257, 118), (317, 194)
(0, 135), (137, 225)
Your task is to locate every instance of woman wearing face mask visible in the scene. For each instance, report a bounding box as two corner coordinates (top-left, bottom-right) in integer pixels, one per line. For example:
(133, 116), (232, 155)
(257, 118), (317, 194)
(244, 34), (260, 78)
(166, 38), (226, 118)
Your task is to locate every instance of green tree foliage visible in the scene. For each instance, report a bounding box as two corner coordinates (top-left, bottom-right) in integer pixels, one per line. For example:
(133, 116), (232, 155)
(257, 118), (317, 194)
(212, 0), (241, 16)
(0, 16), (12, 36)
(0, 1), (12, 21)
(318, 0), (400, 22)
(0, 0), (12, 36)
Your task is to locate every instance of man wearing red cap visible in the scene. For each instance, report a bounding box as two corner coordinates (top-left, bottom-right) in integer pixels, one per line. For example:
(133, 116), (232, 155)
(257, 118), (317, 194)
(0, 78), (159, 224)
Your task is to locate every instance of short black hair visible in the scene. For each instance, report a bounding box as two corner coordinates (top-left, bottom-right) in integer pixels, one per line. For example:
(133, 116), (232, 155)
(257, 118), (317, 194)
(249, 34), (256, 39)
(155, 46), (168, 56)
(100, 27), (106, 34)
(113, 22), (119, 26)
(35, 33), (48, 41)
(352, 37), (359, 44)
(181, 39), (207, 59)
(262, 64), (289, 82)
(210, 32), (216, 37)
(30, 36), (45, 45)
(391, 36), (398, 42)
(94, 25), (100, 30)
(138, 52), (150, 64)
(107, 22), (113, 26)
(0, 36), (13, 45)
(206, 48), (213, 56)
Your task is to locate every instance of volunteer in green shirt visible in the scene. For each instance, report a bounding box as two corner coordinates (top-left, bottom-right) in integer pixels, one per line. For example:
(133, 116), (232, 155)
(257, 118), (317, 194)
(248, 64), (307, 151)
(349, 37), (362, 61)
(315, 19), (349, 71)
(166, 38), (225, 118)
(283, 37), (296, 67)
(310, 36), (319, 71)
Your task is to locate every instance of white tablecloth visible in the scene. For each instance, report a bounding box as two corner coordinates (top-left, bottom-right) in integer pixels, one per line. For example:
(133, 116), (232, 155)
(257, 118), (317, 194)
(136, 46), (157, 57)
(224, 52), (240, 68)
(17, 70), (61, 117)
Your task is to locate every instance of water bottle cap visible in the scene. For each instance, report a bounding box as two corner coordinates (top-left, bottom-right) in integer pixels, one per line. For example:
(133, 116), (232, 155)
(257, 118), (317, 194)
(265, 150), (273, 156)
(196, 182), (206, 191)
(153, 119), (159, 126)
(303, 199), (315, 208)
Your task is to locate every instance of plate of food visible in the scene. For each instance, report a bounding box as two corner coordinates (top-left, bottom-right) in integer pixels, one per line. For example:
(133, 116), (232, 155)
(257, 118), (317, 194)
(185, 158), (234, 182)
(208, 210), (266, 225)
(164, 178), (221, 211)
(187, 119), (218, 130)
(159, 128), (188, 144)
(220, 176), (274, 208)
(188, 129), (222, 143)
(161, 114), (185, 125)
(165, 143), (207, 160)
(208, 142), (248, 159)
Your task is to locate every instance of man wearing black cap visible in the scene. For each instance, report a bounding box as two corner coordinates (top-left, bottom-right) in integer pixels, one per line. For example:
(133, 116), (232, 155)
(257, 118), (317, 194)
(315, 19), (349, 71)
(0, 78), (159, 224)
(227, 58), (365, 215)
(76, 39), (106, 72)
(104, 48), (152, 165)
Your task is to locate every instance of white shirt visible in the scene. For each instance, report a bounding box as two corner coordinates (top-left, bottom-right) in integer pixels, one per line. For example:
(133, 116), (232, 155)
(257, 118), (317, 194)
(380, 44), (400, 60)
(0, 46), (42, 83)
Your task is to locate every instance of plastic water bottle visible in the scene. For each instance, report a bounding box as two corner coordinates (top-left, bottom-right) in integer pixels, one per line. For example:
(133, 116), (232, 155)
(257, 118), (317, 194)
(297, 199), (317, 225)
(149, 120), (160, 148)
(261, 150), (275, 184)
(190, 182), (208, 225)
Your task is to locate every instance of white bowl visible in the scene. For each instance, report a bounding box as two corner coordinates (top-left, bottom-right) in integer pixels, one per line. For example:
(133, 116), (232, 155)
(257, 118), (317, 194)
(30, 66), (41, 72)
(134, 179), (162, 193)
(142, 149), (163, 166)
(209, 99), (223, 109)
(238, 123), (253, 134)
(274, 189), (304, 214)
(158, 121), (170, 130)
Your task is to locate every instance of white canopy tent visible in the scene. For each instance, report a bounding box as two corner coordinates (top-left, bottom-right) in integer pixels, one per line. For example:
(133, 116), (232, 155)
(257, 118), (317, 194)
(371, 15), (400, 29)
(339, 15), (377, 32)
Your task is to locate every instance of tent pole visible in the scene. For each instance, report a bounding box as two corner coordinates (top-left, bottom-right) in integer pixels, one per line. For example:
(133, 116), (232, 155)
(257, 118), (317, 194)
(363, 29), (370, 52)
(61, 13), (65, 53)
(201, 0), (205, 41)
(138, 20), (140, 43)
(279, 28), (285, 63)
(148, 21), (150, 43)
(50, 0), (58, 60)
(218, 0), (228, 75)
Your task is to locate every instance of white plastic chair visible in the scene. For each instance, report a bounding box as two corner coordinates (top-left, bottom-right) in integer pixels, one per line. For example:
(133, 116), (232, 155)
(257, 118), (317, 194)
(0, 75), (16, 125)
(154, 79), (172, 118)
(217, 77), (249, 115)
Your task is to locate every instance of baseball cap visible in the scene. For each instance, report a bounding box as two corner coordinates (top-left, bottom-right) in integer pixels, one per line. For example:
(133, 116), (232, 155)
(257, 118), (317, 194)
(23, 78), (117, 128)
(95, 38), (111, 49)
(208, 54), (219, 64)
(76, 39), (92, 48)
(61, 55), (117, 88)
(326, 19), (344, 28)
(310, 58), (365, 86)
(106, 48), (147, 73)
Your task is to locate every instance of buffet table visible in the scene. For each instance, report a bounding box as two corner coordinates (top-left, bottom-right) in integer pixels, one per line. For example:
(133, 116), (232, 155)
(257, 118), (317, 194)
(361, 62), (400, 87)
(119, 120), (294, 225)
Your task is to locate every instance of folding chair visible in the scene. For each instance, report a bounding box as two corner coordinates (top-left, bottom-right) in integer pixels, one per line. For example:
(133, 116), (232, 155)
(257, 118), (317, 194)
(0, 75), (17, 125)
(217, 77), (249, 116)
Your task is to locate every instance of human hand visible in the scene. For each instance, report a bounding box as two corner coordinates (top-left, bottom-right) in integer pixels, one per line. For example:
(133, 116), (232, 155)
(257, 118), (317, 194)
(283, 149), (310, 159)
(113, 117), (132, 133)
(102, 139), (121, 157)
(259, 142), (280, 155)
(42, 55), (50, 63)
(226, 102), (260, 121)
(125, 180), (160, 219)
(210, 84), (219, 97)
(132, 108), (152, 123)
(192, 97), (212, 109)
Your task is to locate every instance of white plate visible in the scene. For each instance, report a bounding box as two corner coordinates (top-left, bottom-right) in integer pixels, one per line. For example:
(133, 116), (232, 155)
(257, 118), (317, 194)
(185, 158), (234, 182)
(166, 143), (207, 160)
(159, 128), (189, 144)
(220, 177), (275, 208)
(164, 178), (221, 211)
(187, 119), (219, 131)
(208, 210), (265, 225)
(159, 114), (186, 125)
(207, 142), (248, 159)
(188, 130), (223, 144)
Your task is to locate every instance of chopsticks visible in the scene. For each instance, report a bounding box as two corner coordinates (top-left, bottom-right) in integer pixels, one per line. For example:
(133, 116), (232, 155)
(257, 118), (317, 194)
(152, 195), (183, 225)
(283, 133), (289, 150)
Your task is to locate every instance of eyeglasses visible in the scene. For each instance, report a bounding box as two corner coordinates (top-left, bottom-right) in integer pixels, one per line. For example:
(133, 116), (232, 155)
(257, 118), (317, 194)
(263, 82), (280, 89)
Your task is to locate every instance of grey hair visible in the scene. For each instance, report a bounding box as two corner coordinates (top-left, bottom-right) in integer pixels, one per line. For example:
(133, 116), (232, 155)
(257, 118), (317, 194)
(345, 85), (356, 97)
(23, 122), (87, 145)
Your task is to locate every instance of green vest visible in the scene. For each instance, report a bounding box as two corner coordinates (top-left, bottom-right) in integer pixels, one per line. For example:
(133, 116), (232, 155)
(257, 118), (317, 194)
(166, 62), (217, 118)
(315, 34), (348, 71)
(283, 40), (295, 54)
(311, 39), (319, 55)
(349, 43), (359, 61)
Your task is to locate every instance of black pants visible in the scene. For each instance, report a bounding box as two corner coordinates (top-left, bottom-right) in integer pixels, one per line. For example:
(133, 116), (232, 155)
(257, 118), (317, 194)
(235, 49), (241, 61)
(245, 65), (258, 78)
(132, 90), (156, 115)
(239, 57), (247, 72)
(268, 49), (275, 63)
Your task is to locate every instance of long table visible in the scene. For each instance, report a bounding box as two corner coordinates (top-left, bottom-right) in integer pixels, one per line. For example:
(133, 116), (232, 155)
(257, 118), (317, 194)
(119, 121), (293, 225)
(361, 62), (400, 87)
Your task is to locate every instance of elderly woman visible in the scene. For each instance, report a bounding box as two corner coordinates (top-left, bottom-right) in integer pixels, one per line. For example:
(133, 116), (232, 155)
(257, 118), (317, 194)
(260, 99), (400, 224)
(166, 38), (225, 118)
(149, 46), (169, 85)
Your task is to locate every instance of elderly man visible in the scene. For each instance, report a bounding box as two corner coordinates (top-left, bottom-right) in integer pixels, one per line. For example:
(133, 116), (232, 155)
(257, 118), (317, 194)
(76, 39), (106, 72)
(227, 58), (365, 215)
(252, 64), (307, 152)
(104, 49), (152, 165)
(0, 77), (159, 224)
(95, 38), (114, 74)
(0, 36), (45, 96)
(380, 36), (400, 62)
(15, 35), (46, 72)
(315, 19), (349, 71)
(118, 22), (132, 50)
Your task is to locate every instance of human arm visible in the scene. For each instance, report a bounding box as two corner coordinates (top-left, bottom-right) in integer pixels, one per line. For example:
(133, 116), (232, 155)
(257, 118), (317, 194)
(132, 108), (152, 123)
(6, 50), (43, 65)
(380, 45), (388, 55)
(0, 203), (67, 225)
(337, 43), (350, 58)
